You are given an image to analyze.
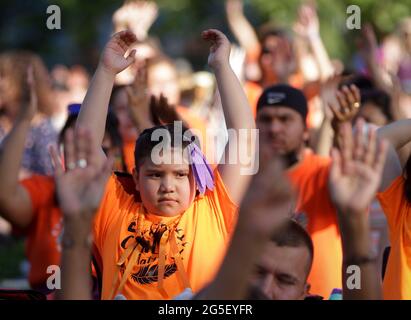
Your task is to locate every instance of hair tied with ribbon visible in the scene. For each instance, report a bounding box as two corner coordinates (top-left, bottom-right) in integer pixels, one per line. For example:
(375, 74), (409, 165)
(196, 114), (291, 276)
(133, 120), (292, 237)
(187, 142), (214, 194)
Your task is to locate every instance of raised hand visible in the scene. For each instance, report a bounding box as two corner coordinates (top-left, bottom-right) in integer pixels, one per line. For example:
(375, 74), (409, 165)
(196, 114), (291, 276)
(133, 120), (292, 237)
(99, 30), (137, 75)
(150, 94), (181, 125)
(320, 73), (342, 121)
(329, 119), (388, 215)
(19, 65), (37, 121)
(126, 61), (152, 130)
(202, 29), (231, 70)
(361, 23), (379, 61)
(328, 84), (361, 124)
(225, 0), (244, 17)
(293, 3), (319, 38)
(113, 1), (158, 42)
(50, 127), (113, 219)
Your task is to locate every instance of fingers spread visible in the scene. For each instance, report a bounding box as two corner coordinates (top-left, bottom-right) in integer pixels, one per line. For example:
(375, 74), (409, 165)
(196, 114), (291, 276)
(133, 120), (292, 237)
(363, 126), (377, 166)
(75, 126), (88, 168)
(353, 118), (365, 161)
(339, 122), (353, 168)
(63, 128), (76, 170)
(49, 145), (64, 177)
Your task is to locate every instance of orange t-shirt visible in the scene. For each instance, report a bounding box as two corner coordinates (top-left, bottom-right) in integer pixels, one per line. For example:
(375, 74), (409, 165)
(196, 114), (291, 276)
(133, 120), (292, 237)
(287, 149), (342, 298)
(244, 81), (263, 119)
(123, 140), (135, 173)
(377, 175), (411, 299)
(93, 170), (238, 300)
(20, 175), (62, 291)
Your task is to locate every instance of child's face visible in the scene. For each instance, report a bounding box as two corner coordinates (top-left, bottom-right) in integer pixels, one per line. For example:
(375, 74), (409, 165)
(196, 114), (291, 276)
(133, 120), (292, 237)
(133, 147), (196, 217)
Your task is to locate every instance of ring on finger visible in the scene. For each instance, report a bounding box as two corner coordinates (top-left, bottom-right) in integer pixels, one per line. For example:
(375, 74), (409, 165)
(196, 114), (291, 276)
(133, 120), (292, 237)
(352, 102), (360, 109)
(77, 158), (87, 169)
(67, 162), (76, 170)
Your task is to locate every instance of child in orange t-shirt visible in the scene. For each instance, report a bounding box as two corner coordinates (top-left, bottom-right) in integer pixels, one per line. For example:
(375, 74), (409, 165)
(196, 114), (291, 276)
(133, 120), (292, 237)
(55, 29), (255, 300)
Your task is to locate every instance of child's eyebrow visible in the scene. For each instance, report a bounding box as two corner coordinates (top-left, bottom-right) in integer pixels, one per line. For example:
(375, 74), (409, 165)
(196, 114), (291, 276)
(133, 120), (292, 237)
(145, 168), (163, 173)
(174, 169), (190, 174)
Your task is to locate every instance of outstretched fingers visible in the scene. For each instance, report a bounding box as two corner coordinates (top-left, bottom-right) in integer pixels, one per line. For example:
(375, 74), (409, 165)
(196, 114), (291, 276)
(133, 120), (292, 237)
(49, 145), (64, 177)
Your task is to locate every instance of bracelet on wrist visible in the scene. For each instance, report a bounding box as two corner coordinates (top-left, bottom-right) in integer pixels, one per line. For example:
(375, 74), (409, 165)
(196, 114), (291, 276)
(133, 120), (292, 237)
(61, 232), (93, 250)
(343, 254), (377, 266)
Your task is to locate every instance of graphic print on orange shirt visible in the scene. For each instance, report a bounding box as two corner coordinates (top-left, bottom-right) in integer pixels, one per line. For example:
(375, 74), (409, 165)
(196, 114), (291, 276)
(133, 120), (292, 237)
(119, 219), (188, 286)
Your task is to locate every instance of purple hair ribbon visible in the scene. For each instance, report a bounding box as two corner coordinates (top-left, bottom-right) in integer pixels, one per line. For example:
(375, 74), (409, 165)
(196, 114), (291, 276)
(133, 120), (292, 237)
(187, 143), (214, 194)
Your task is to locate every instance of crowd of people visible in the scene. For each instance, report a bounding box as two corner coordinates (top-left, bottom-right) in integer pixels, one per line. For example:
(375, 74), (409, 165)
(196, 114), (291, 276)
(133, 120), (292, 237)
(0, 0), (411, 300)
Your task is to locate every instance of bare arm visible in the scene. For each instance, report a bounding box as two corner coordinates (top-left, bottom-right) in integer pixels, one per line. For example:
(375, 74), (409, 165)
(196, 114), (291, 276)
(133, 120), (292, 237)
(202, 29), (256, 205)
(294, 4), (334, 81)
(52, 128), (113, 300)
(0, 67), (37, 229)
(76, 31), (137, 166)
(112, 1), (158, 42)
(329, 120), (387, 299)
(225, 0), (260, 59)
(377, 119), (411, 151)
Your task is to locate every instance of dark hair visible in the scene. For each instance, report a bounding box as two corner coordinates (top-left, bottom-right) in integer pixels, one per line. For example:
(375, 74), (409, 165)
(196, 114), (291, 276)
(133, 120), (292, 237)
(58, 113), (78, 144)
(404, 155), (411, 203)
(59, 111), (126, 171)
(270, 220), (314, 274)
(134, 123), (199, 169)
(257, 24), (290, 45)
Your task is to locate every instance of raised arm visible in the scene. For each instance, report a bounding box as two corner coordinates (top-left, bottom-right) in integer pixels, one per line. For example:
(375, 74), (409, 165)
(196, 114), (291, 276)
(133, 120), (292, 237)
(126, 61), (182, 132)
(0, 67), (36, 229)
(294, 3), (334, 81)
(377, 119), (411, 151)
(225, 0), (260, 61)
(329, 119), (388, 300)
(112, 1), (158, 42)
(325, 84), (402, 192)
(76, 30), (137, 165)
(361, 24), (408, 122)
(52, 127), (113, 300)
(202, 29), (256, 204)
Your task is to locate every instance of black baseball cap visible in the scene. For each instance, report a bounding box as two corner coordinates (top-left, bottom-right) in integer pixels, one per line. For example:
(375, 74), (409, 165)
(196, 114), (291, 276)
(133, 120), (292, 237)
(256, 84), (308, 122)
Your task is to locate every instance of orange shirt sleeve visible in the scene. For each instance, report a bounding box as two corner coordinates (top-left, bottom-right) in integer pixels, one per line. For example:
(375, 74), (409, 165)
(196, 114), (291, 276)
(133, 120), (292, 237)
(203, 169), (239, 236)
(93, 175), (121, 253)
(19, 175), (55, 235)
(21, 175), (55, 216)
(377, 175), (406, 234)
(122, 141), (135, 173)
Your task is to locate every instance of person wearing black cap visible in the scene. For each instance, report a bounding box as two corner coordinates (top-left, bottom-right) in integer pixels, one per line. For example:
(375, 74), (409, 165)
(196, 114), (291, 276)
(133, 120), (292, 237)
(256, 83), (342, 299)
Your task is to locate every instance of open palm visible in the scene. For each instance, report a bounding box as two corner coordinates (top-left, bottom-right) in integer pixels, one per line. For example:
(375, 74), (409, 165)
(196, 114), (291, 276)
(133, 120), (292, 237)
(329, 120), (388, 214)
(100, 30), (137, 75)
(50, 127), (113, 218)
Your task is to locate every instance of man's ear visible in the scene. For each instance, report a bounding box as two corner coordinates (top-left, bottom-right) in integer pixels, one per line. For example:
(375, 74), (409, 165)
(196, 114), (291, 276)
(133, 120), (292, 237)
(302, 282), (311, 299)
(132, 167), (139, 191)
(302, 124), (310, 143)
